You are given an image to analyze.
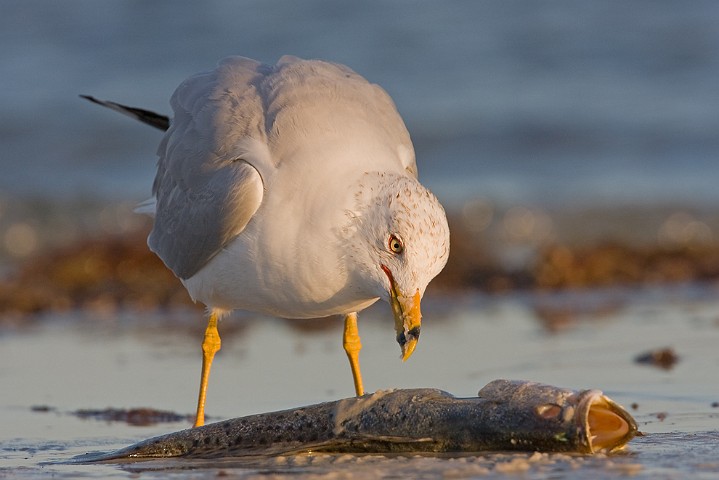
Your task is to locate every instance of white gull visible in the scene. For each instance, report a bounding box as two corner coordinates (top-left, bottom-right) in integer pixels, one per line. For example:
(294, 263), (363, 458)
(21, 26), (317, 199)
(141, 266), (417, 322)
(85, 55), (450, 427)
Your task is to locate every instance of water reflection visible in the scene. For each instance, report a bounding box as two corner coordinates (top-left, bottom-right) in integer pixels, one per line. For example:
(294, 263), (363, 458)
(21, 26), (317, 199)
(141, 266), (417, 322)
(2, 288), (719, 477)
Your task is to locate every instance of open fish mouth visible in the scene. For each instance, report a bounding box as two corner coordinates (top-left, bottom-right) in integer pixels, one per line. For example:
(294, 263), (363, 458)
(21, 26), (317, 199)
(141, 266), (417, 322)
(583, 394), (635, 452)
(532, 388), (635, 453)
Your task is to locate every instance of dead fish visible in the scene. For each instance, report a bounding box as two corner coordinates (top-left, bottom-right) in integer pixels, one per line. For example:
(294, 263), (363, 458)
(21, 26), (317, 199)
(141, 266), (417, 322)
(76, 379), (637, 462)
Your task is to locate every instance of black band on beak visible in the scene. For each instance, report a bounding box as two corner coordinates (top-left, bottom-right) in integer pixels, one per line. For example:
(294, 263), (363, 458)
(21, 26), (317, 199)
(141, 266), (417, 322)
(396, 326), (421, 347)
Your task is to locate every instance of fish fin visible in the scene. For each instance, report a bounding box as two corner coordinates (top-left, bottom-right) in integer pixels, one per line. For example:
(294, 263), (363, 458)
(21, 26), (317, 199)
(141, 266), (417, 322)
(360, 435), (435, 443)
(278, 436), (436, 455)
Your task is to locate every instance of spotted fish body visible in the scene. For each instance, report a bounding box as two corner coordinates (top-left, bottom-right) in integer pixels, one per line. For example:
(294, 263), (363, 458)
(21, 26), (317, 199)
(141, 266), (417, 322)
(79, 380), (637, 461)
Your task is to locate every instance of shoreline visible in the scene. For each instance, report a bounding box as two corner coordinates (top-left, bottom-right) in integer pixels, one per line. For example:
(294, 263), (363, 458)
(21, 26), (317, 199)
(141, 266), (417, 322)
(2, 199), (718, 322)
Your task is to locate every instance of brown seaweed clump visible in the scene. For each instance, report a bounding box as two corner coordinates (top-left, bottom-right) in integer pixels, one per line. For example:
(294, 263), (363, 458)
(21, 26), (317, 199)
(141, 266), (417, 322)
(533, 243), (719, 289)
(72, 407), (193, 426)
(0, 225), (196, 321)
(634, 347), (680, 370)
(435, 237), (719, 293)
(2, 208), (719, 323)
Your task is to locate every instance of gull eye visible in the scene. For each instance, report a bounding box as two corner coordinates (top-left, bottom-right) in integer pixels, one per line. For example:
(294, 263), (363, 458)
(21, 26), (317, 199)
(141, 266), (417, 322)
(388, 234), (404, 254)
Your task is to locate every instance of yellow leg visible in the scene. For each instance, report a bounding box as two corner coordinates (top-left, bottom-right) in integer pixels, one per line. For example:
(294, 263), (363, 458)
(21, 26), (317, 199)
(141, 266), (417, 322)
(343, 312), (364, 396)
(193, 311), (221, 427)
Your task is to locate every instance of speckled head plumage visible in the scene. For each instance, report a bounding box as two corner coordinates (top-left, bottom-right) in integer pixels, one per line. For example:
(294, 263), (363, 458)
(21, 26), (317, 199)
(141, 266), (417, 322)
(347, 171), (450, 358)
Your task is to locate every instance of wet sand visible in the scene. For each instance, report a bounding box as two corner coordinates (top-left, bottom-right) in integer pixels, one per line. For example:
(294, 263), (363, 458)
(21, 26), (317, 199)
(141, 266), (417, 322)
(1, 203), (718, 478)
(1, 287), (718, 478)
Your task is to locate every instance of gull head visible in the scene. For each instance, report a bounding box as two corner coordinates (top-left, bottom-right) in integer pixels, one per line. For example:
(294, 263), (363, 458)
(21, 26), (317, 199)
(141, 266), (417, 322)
(347, 173), (450, 360)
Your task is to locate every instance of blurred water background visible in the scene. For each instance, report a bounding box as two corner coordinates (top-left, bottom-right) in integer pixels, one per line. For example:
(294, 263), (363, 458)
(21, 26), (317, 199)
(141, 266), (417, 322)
(3, 1), (718, 205)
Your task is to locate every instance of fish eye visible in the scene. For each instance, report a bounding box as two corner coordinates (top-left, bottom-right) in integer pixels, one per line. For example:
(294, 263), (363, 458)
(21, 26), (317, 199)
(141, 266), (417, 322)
(388, 234), (404, 254)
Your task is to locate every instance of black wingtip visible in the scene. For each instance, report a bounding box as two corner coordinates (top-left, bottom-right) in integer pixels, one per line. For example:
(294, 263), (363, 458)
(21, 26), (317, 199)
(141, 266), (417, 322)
(79, 94), (99, 103)
(80, 94), (170, 131)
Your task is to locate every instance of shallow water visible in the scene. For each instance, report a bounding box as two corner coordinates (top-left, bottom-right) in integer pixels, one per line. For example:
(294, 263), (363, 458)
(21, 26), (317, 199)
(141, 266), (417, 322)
(2, 288), (718, 478)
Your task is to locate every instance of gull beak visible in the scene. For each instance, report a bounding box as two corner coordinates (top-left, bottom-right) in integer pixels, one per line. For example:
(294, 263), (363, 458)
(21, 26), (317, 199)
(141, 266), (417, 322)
(390, 287), (422, 361)
(381, 265), (422, 361)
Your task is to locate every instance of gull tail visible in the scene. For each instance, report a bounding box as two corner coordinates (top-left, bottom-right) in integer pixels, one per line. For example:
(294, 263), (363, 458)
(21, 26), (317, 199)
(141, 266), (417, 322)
(80, 95), (169, 131)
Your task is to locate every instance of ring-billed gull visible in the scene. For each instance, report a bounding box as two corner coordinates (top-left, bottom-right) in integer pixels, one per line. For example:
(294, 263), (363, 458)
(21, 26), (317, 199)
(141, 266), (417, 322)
(84, 55), (450, 427)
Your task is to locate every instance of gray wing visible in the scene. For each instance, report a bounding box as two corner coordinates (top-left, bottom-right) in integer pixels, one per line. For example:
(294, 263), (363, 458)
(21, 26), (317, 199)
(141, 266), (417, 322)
(268, 55), (418, 178)
(149, 57), (269, 279)
(150, 55), (417, 279)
